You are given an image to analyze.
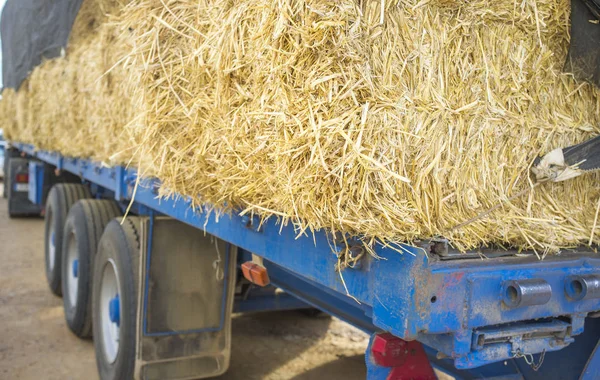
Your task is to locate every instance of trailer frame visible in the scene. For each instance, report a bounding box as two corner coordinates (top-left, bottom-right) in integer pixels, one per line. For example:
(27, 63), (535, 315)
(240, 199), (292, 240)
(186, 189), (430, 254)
(12, 142), (600, 379)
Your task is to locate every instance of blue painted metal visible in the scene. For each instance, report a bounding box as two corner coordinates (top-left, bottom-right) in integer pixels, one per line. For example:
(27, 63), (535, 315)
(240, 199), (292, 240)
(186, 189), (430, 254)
(266, 259), (376, 333)
(456, 319), (574, 369)
(19, 144), (62, 169)
(72, 259), (79, 278)
(233, 287), (311, 313)
(13, 143), (600, 376)
(365, 359), (391, 379)
(581, 339), (600, 380)
(109, 295), (120, 327)
(27, 161), (45, 205)
(515, 317), (600, 379)
(423, 345), (524, 380)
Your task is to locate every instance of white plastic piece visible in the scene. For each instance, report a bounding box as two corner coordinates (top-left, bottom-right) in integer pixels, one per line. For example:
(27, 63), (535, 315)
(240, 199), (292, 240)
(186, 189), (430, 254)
(532, 148), (583, 182)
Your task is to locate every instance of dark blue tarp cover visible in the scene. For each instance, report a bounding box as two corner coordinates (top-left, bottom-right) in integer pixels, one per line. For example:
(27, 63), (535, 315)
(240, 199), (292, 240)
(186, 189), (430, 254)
(1, 0), (83, 89)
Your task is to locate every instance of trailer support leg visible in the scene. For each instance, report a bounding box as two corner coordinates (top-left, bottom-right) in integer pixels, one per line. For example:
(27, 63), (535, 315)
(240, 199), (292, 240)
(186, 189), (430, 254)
(366, 332), (436, 380)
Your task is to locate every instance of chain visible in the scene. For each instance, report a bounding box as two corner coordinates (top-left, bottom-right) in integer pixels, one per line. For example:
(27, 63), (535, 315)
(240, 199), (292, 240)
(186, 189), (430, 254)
(512, 349), (546, 371)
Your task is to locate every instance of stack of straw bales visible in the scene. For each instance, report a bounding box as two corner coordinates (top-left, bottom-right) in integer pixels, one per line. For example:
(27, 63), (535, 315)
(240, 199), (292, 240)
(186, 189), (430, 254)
(3, 0), (600, 254)
(1, 0), (134, 161)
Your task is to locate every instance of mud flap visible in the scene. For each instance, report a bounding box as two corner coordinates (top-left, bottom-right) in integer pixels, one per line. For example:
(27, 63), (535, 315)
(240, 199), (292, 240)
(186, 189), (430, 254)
(135, 217), (237, 380)
(8, 157), (42, 217)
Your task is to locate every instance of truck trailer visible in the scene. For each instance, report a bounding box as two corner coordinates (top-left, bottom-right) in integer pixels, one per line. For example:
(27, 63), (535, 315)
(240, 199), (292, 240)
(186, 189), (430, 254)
(3, 0), (600, 378)
(2, 142), (600, 379)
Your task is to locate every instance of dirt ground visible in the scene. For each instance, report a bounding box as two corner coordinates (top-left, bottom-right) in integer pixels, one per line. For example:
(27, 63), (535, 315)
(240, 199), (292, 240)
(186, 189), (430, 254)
(0, 187), (371, 380)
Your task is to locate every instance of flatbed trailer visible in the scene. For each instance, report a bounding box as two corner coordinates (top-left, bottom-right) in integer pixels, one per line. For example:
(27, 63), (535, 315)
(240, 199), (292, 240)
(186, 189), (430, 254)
(5, 141), (600, 380)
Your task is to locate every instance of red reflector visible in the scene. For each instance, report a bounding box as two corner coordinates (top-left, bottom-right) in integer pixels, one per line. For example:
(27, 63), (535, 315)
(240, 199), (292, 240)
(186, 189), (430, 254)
(241, 262), (270, 287)
(370, 333), (437, 380)
(371, 333), (408, 368)
(15, 173), (29, 183)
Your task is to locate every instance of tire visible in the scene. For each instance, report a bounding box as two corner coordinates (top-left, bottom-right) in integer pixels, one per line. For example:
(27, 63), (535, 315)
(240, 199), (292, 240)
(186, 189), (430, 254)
(44, 184), (91, 297)
(62, 200), (122, 338)
(93, 217), (140, 380)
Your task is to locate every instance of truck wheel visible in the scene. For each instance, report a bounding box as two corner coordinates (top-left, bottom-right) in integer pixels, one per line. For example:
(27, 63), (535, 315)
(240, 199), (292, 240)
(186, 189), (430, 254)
(62, 200), (122, 338)
(93, 217), (140, 380)
(44, 184), (91, 296)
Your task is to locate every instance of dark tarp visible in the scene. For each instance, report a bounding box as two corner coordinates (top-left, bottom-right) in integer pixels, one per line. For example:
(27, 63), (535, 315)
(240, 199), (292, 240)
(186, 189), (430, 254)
(2, 0), (600, 90)
(1, 0), (84, 90)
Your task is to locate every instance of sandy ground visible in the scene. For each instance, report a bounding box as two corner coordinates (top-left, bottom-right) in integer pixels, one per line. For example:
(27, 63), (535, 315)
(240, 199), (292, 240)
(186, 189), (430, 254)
(0, 187), (370, 380)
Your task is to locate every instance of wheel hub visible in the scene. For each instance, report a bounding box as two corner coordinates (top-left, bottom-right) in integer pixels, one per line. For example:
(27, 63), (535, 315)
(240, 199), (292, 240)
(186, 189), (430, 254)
(47, 227), (55, 272)
(108, 295), (120, 327)
(100, 259), (121, 364)
(65, 233), (79, 307)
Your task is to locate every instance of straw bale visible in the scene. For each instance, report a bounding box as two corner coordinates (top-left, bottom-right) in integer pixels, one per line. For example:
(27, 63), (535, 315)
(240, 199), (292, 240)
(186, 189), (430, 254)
(4, 0), (600, 253)
(3, 0), (135, 162)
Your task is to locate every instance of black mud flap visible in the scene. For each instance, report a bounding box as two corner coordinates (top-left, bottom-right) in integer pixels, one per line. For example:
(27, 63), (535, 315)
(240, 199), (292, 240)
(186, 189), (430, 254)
(136, 217), (237, 380)
(7, 157), (42, 217)
(565, 0), (600, 86)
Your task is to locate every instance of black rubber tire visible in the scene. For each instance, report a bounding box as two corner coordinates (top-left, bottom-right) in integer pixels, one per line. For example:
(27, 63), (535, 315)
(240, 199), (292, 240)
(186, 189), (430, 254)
(62, 200), (122, 338)
(93, 217), (140, 380)
(44, 184), (91, 297)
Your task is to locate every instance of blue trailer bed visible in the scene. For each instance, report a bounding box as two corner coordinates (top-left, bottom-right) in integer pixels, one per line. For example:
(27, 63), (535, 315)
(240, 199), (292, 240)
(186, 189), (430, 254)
(9, 142), (600, 380)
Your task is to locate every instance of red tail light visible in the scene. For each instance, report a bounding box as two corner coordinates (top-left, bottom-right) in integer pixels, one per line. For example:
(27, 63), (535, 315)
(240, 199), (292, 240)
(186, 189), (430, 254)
(15, 173), (28, 183)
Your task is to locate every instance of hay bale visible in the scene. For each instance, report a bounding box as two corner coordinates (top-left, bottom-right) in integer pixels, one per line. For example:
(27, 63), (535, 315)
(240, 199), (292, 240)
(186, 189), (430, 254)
(2, 0), (135, 162)
(3, 0), (600, 254)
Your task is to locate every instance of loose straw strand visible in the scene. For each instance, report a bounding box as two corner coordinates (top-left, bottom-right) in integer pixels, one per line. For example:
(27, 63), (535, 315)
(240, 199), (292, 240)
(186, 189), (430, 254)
(589, 195), (600, 246)
(448, 184), (541, 233)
